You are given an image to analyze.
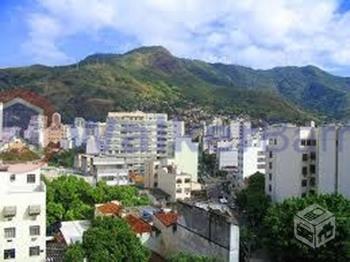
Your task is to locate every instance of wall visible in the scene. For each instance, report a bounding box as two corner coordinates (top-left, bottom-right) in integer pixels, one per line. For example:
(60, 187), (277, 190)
(174, 137), (198, 182)
(337, 127), (350, 198)
(149, 203), (239, 262)
(318, 126), (337, 194)
(0, 168), (46, 262)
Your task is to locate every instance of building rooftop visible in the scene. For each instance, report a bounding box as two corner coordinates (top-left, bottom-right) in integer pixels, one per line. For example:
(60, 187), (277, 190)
(154, 211), (178, 227)
(125, 214), (152, 234)
(60, 220), (91, 246)
(96, 202), (122, 216)
(0, 161), (44, 174)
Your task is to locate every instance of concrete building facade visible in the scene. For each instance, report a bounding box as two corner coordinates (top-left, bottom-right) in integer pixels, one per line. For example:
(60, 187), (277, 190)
(265, 124), (350, 202)
(102, 111), (174, 174)
(0, 163), (46, 261)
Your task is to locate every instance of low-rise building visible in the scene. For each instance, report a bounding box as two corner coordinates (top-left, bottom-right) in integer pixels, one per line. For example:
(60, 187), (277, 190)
(59, 220), (91, 246)
(218, 149), (238, 173)
(237, 132), (266, 179)
(77, 154), (131, 186)
(150, 202), (239, 262)
(157, 165), (192, 202)
(91, 156), (130, 186)
(95, 201), (122, 218)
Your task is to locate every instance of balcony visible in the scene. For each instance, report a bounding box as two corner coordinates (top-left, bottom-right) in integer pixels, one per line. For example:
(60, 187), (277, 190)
(3, 206), (16, 218)
(28, 205), (41, 216)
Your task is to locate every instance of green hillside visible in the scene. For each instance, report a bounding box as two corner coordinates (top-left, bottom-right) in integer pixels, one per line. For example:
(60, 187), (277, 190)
(1, 46), (349, 123)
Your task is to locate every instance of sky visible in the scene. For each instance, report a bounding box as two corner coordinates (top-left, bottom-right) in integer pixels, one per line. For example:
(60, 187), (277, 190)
(1, 0), (350, 76)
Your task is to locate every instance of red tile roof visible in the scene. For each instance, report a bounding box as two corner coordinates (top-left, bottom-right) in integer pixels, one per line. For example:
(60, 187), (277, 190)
(97, 202), (122, 216)
(125, 214), (152, 234)
(154, 211), (178, 227)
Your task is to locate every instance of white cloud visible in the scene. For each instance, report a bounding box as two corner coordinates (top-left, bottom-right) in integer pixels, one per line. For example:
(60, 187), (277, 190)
(23, 0), (350, 74)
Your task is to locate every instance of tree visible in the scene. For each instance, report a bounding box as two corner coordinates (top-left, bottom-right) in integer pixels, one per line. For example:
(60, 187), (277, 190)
(46, 176), (95, 224)
(49, 148), (83, 167)
(46, 176), (150, 226)
(46, 202), (65, 226)
(168, 252), (219, 262)
(64, 243), (85, 262)
(263, 194), (350, 262)
(83, 217), (150, 262)
(235, 173), (270, 260)
(236, 173), (270, 228)
(200, 152), (217, 177)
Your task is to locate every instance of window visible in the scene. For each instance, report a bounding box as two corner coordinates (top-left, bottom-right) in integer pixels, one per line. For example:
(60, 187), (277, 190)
(10, 174), (16, 182)
(302, 154), (308, 161)
(302, 166), (308, 176)
(269, 173), (272, 181)
(27, 174), (36, 184)
(176, 188), (182, 193)
(176, 179), (182, 184)
(310, 164), (316, 174)
(184, 178), (191, 183)
(310, 152), (316, 160)
(307, 140), (311, 146)
(29, 226), (40, 236)
(4, 228), (15, 238)
(302, 180), (307, 187)
(29, 246), (40, 257)
(268, 185), (272, 192)
(269, 162), (273, 169)
(310, 177), (316, 187)
(4, 249), (15, 260)
(274, 139), (277, 145)
(301, 139), (306, 146)
(311, 140), (317, 146)
(269, 151), (273, 158)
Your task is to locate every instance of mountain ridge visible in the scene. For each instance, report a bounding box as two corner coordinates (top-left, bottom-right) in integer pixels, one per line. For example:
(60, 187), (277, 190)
(0, 46), (349, 123)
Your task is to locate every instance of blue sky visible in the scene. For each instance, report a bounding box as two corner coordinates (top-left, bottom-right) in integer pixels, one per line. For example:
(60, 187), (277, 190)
(1, 0), (350, 76)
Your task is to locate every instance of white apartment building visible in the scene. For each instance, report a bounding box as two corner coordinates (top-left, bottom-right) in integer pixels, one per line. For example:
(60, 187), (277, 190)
(78, 154), (130, 186)
(238, 135), (266, 179)
(229, 119), (252, 143)
(265, 124), (319, 202)
(172, 121), (185, 139)
(71, 117), (87, 147)
(1, 127), (21, 144)
(144, 137), (199, 188)
(218, 149), (239, 173)
(318, 125), (350, 198)
(102, 111), (174, 174)
(173, 137), (198, 182)
(86, 136), (101, 155)
(91, 156), (130, 186)
(0, 163), (46, 261)
(24, 115), (47, 147)
(157, 165), (192, 202)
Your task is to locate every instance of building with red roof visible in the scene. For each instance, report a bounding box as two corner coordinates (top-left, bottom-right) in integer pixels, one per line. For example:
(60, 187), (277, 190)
(125, 214), (153, 235)
(94, 201), (122, 217)
(154, 211), (178, 227)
